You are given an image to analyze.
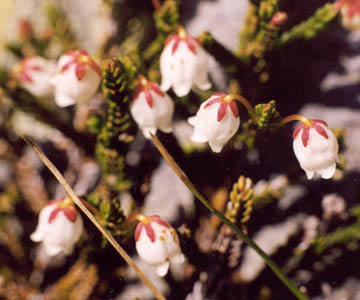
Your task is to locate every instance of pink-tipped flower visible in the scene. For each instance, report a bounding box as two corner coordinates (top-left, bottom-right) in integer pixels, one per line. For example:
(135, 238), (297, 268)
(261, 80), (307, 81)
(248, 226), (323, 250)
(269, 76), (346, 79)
(135, 215), (185, 277)
(336, 0), (360, 30)
(31, 198), (83, 257)
(293, 119), (339, 179)
(160, 26), (211, 97)
(51, 50), (101, 107)
(188, 93), (240, 153)
(130, 75), (174, 138)
(12, 56), (56, 97)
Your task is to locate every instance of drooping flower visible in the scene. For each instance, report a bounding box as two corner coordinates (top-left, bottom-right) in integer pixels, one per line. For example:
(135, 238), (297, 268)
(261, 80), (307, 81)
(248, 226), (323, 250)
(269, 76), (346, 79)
(292, 119), (339, 179)
(12, 56), (56, 97)
(336, 0), (360, 30)
(160, 26), (211, 97)
(135, 215), (185, 277)
(31, 197), (83, 257)
(130, 75), (174, 138)
(51, 50), (101, 107)
(188, 93), (240, 153)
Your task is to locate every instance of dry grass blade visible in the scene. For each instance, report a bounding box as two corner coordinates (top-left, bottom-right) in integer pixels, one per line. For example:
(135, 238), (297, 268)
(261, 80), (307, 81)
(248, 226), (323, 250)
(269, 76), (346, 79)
(22, 135), (167, 300)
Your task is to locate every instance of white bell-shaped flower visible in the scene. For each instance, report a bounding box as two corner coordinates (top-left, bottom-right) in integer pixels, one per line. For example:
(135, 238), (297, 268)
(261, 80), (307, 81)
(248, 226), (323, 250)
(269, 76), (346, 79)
(31, 198), (83, 257)
(51, 50), (101, 107)
(135, 215), (185, 277)
(337, 0), (360, 30)
(160, 27), (211, 97)
(293, 119), (339, 179)
(130, 75), (174, 138)
(13, 56), (56, 97)
(188, 93), (240, 153)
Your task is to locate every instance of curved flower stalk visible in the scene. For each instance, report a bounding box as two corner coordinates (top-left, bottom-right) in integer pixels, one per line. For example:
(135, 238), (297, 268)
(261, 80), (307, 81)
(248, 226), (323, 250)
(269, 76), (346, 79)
(134, 214), (185, 277)
(12, 56), (56, 97)
(51, 50), (101, 107)
(130, 75), (174, 138)
(282, 115), (339, 179)
(31, 197), (83, 257)
(188, 92), (257, 153)
(160, 26), (211, 97)
(336, 0), (360, 30)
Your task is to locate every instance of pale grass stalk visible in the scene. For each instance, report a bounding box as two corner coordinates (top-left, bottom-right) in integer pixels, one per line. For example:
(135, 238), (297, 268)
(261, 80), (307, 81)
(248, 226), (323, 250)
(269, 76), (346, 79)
(23, 136), (167, 300)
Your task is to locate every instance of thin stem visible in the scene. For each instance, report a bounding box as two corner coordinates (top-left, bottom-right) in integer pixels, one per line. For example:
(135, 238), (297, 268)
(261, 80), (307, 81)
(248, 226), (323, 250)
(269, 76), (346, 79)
(22, 136), (168, 300)
(280, 114), (312, 127)
(150, 133), (310, 300)
(227, 94), (258, 122)
(152, 0), (162, 11)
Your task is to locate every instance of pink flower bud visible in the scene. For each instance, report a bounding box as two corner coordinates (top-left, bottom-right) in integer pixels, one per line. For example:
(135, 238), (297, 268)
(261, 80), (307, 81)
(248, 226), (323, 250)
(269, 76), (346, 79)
(336, 0), (360, 30)
(188, 93), (240, 153)
(13, 56), (56, 97)
(135, 215), (185, 277)
(292, 119), (339, 179)
(31, 198), (83, 257)
(130, 75), (174, 138)
(51, 50), (101, 107)
(18, 18), (33, 40)
(270, 12), (288, 27)
(160, 27), (211, 97)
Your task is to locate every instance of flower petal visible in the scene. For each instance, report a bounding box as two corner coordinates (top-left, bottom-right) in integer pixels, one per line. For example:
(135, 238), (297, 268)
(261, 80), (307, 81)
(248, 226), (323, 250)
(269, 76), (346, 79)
(63, 207), (77, 222)
(217, 102), (227, 122)
(135, 222), (144, 241)
(144, 89), (154, 108)
(48, 207), (61, 223)
(301, 127), (310, 147)
(313, 124), (329, 139)
(145, 224), (156, 242)
(75, 63), (87, 81)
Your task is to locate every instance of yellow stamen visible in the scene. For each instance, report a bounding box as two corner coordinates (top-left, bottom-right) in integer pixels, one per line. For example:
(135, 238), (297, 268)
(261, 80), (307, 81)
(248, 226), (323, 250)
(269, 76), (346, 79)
(178, 26), (187, 39)
(59, 195), (74, 208)
(135, 214), (151, 225)
(78, 55), (90, 64)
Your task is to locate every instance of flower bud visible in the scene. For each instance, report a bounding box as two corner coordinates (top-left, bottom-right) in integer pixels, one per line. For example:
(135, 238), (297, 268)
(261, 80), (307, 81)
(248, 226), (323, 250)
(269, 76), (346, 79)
(270, 11), (288, 27)
(18, 18), (33, 40)
(336, 0), (360, 30)
(188, 93), (240, 153)
(135, 215), (185, 277)
(293, 119), (339, 179)
(130, 75), (174, 138)
(160, 27), (211, 97)
(51, 50), (101, 107)
(12, 56), (56, 97)
(31, 198), (83, 257)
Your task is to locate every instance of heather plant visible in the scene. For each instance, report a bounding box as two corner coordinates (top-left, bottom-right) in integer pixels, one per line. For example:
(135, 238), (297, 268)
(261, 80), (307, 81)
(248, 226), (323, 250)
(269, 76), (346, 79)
(0, 1), (359, 299)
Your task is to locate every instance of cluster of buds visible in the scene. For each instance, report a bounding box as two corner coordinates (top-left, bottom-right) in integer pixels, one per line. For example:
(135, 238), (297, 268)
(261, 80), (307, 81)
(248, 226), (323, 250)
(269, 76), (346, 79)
(130, 75), (174, 138)
(31, 197), (83, 257)
(51, 50), (102, 107)
(336, 0), (360, 30)
(134, 214), (185, 277)
(160, 26), (211, 97)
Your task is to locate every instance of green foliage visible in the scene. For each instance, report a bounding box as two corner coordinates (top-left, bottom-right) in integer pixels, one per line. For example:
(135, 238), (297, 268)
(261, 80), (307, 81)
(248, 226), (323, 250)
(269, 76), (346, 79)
(275, 3), (338, 47)
(255, 100), (281, 131)
(142, 0), (180, 62)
